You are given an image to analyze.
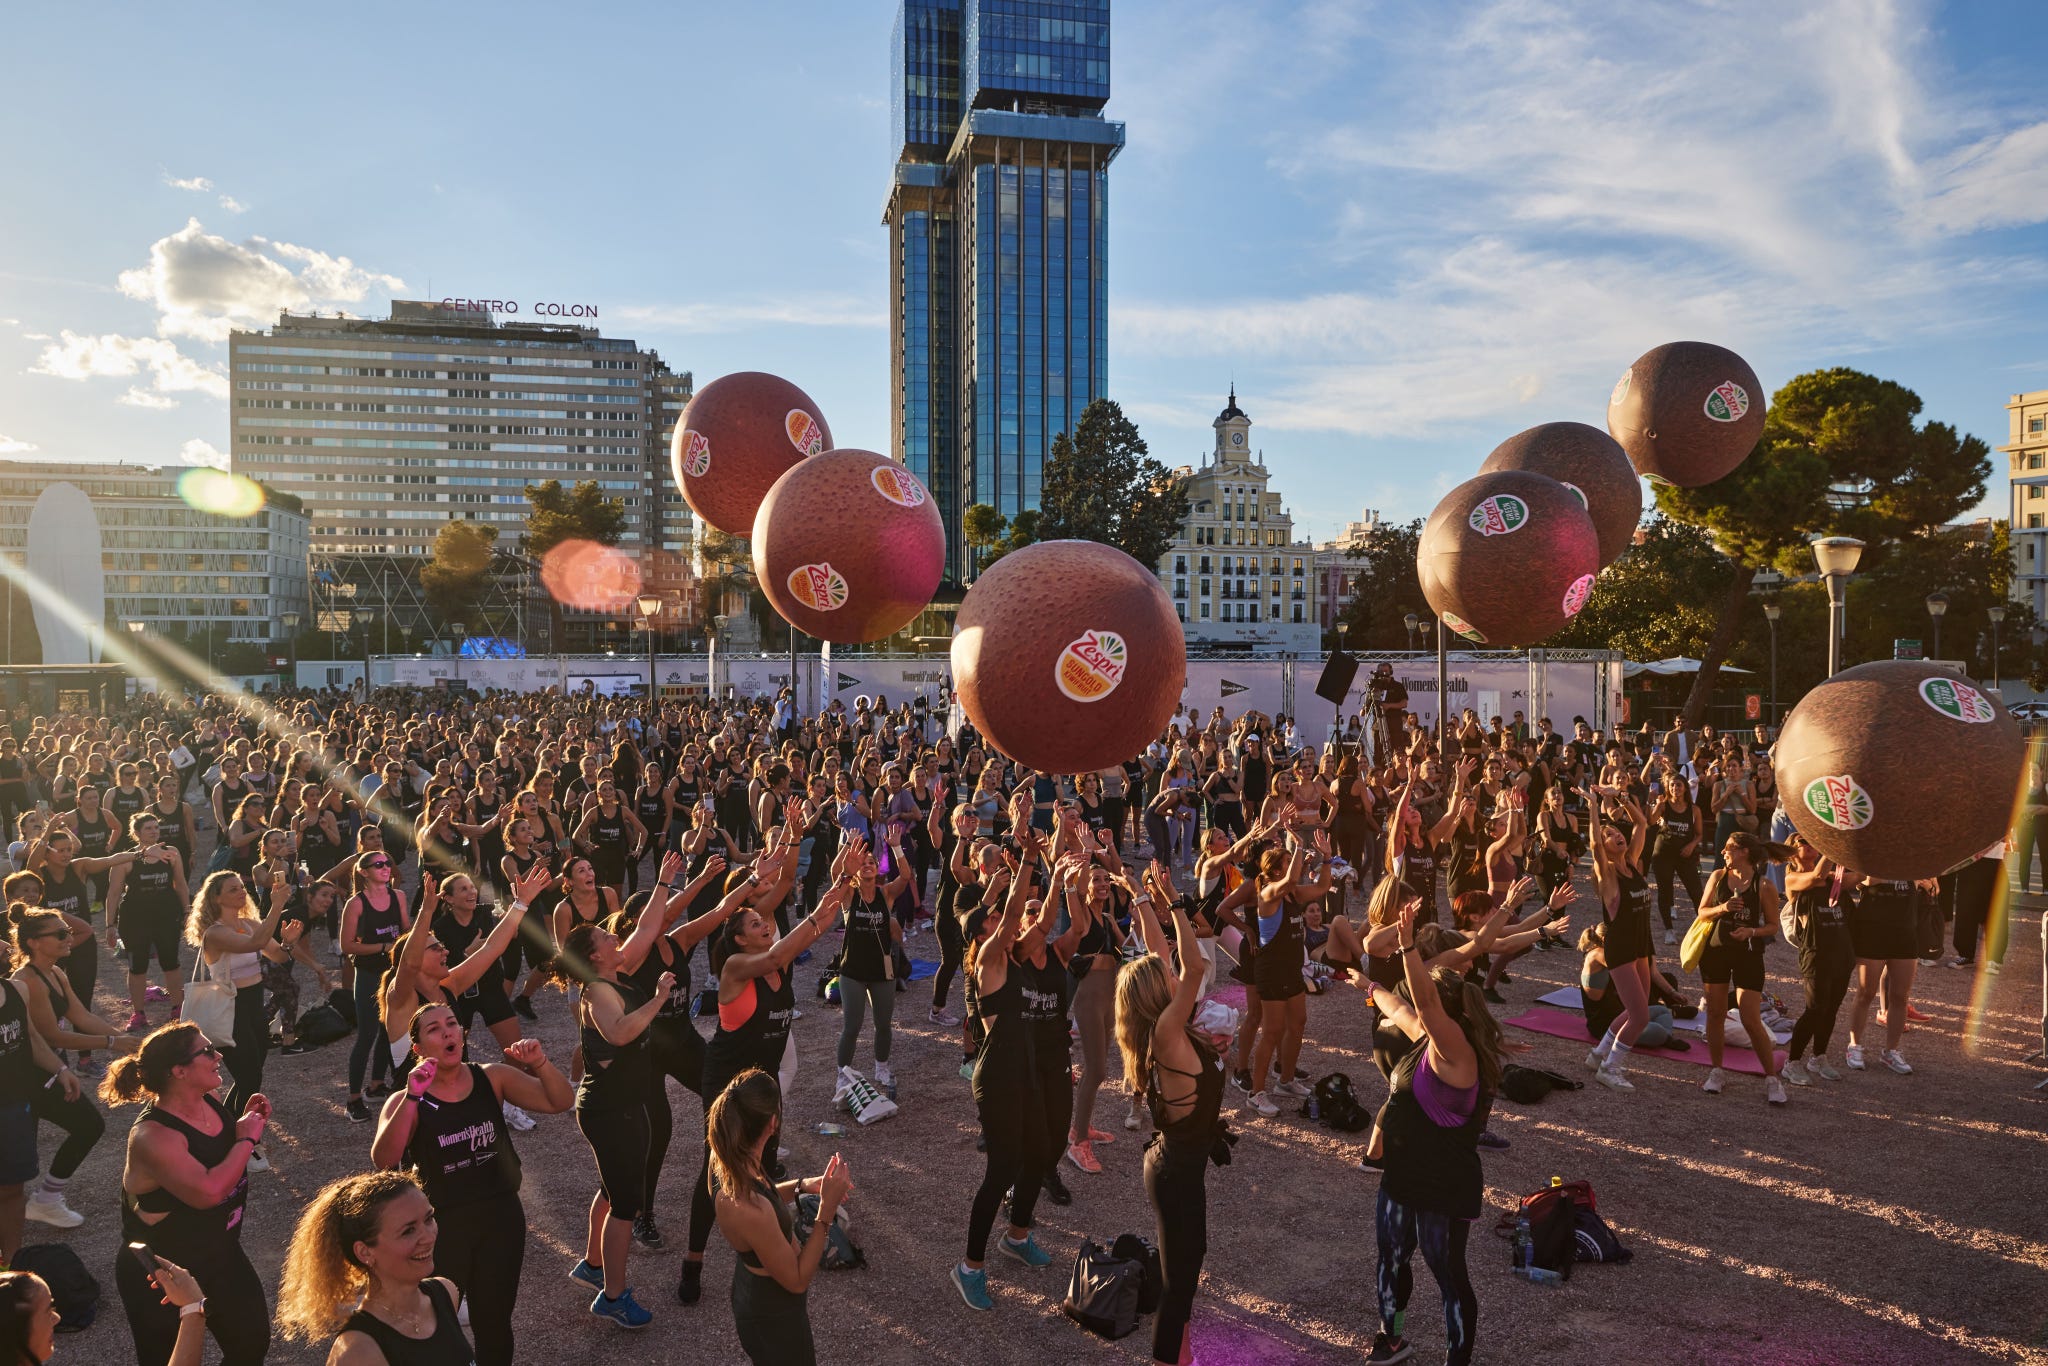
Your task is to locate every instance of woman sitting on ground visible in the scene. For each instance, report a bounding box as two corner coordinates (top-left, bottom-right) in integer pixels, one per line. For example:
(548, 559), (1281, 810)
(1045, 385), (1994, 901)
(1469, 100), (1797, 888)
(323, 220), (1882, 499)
(1579, 921), (1680, 1051)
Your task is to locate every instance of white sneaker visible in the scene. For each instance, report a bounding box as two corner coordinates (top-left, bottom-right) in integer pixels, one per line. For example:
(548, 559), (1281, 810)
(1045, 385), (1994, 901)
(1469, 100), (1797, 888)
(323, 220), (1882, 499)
(25, 1191), (83, 1229)
(1276, 1078), (1311, 1099)
(1244, 1089), (1279, 1117)
(502, 1102), (537, 1132)
(1845, 1044), (1866, 1071)
(1593, 1065), (1634, 1092)
(1702, 1068), (1725, 1095)
(1811, 1054), (1844, 1081)
(1881, 1048), (1913, 1075)
(1584, 1047), (1608, 1074)
(1781, 1060), (1812, 1087)
(1124, 1095), (1145, 1132)
(1765, 1075), (1787, 1106)
(1663, 928), (1677, 945)
(875, 1061), (894, 1089)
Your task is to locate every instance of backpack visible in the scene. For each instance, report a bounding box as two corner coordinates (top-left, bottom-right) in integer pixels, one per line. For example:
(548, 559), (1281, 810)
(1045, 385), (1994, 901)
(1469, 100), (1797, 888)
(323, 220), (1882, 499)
(294, 1002), (352, 1048)
(1304, 1072), (1372, 1132)
(1109, 1233), (1163, 1316)
(1498, 1064), (1585, 1105)
(1498, 1180), (1630, 1275)
(791, 1193), (866, 1270)
(1061, 1239), (1142, 1340)
(327, 985), (357, 1028)
(13, 1244), (98, 1332)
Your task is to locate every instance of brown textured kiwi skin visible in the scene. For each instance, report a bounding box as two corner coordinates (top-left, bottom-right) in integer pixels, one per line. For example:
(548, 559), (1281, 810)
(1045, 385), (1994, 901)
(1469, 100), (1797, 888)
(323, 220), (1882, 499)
(752, 448), (945, 644)
(1480, 421), (1644, 568)
(672, 371), (832, 535)
(1418, 471), (1599, 649)
(1606, 341), (1765, 489)
(952, 539), (1187, 775)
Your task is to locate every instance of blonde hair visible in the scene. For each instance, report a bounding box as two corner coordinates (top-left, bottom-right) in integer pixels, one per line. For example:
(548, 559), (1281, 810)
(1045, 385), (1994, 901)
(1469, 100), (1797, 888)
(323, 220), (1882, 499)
(1365, 878), (1407, 930)
(276, 1170), (423, 1341)
(706, 1069), (781, 1201)
(184, 870), (245, 948)
(1113, 954), (1176, 1103)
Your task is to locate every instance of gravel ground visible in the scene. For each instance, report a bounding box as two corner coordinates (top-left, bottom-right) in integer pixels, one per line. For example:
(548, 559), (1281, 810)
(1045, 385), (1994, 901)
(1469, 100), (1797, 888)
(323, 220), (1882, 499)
(40, 853), (2048, 1365)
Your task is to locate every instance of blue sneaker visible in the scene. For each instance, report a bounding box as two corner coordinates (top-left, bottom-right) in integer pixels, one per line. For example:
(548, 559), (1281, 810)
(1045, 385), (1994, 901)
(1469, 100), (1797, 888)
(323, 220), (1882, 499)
(950, 1262), (994, 1311)
(568, 1259), (604, 1291)
(589, 1288), (653, 1328)
(999, 1233), (1051, 1269)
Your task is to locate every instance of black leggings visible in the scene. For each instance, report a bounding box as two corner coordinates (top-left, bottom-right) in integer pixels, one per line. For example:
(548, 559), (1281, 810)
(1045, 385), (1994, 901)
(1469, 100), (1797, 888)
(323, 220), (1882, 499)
(1789, 937), (1855, 1061)
(116, 1239), (270, 1366)
(1375, 1188), (1477, 1366)
(1652, 849), (1704, 928)
(1144, 1144), (1208, 1364)
(62, 935), (99, 1021)
(31, 1080), (105, 1179)
(644, 1021), (707, 1208)
(432, 1193), (526, 1366)
(965, 1067), (1047, 1262)
(931, 901), (965, 1010)
(578, 1103), (650, 1222)
(348, 957), (390, 1094)
(222, 980), (268, 1120)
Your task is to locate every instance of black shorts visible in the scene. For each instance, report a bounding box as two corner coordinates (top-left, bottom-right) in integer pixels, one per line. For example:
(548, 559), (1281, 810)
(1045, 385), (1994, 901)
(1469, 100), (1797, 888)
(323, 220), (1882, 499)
(453, 982), (516, 1031)
(121, 904), (183, 973)
(1604, 908), (1653, 966)
(1253, 944), (1305, 1002)
(1850, 913), (1916, 962)
(1697, 943), (1764, 992)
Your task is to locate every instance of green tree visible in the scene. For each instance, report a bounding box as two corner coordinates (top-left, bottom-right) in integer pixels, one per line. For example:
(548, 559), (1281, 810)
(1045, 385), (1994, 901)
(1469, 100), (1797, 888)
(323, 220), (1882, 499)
(986, 508), (1042, 567)
(420, 519), (498, 629)
(1657, 367), (1990, 725)
(522, 480), (628, 557)
(1338, 519), (1427, 650)
(1553, 517), (1731, 660)
(962, 502), (1007, 577)
(1039, 399), (1191, 569)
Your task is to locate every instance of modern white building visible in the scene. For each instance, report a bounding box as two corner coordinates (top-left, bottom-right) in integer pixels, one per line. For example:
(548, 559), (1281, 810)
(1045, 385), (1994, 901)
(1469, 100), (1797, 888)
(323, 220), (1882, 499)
(2005, 388), (2048, 619)
(1154, 391), (1322, 654)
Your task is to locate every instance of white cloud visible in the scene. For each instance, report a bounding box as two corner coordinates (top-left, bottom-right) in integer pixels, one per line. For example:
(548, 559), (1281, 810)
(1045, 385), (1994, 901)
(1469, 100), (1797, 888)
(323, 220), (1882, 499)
(117, 388), (178, 409)
(218, 195), (248, 214)
(164, 175), (213, 192)
(29, 331), (229, 401)
(616, 296), (884, 332)
(116, 218), (404, 342)
(178, 439), (227, 469)
(0, 435), (37, 454)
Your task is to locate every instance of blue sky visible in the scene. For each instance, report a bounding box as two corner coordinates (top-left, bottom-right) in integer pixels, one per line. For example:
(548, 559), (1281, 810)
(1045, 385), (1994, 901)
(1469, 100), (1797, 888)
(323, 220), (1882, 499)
(3, 0), (2045, 543)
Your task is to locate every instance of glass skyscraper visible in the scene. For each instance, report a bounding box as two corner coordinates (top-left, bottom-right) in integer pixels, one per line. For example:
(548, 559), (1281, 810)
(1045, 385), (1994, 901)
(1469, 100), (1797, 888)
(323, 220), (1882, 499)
(886, 0), (1122, 574)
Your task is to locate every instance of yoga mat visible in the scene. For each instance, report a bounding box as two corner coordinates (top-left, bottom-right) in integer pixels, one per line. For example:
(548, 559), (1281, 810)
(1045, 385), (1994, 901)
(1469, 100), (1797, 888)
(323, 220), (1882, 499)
(907, 958), (938, 983)
(1533, 986), (1787, 1041)
(1505, 1007), (1783, 1077)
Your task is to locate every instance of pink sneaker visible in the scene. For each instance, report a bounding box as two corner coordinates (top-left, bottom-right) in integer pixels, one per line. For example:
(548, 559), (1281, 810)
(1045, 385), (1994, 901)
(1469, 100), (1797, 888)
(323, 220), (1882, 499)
(125, 1011), (147, 1033)
(145, 985), (168, 1002)
(1085, 1127), (1116, 1145)
(1063, 1141), (1102, 1175)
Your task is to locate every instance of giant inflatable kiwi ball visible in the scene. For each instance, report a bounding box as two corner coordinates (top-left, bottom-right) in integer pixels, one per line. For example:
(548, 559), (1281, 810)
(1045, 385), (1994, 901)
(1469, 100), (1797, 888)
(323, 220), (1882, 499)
(1479, 422), (1643, 568)
(671, 371), (832, 534)
(1417, 472), (1599, 648)
(1606, 341), (1765, 488)
(1776, 660), (2023, 882)
(752, 449), (944, 644)
(953, 540), (1185, 774)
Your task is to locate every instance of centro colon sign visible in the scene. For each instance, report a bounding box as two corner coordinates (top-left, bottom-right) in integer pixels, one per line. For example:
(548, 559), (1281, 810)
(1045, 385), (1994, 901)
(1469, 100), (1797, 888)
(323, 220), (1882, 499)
(438, 297), (598, 319)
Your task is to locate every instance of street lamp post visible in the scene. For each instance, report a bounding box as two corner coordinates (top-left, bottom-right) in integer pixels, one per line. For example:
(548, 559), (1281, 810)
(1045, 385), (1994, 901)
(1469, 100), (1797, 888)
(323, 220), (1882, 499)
(1334, 622), (1351, 744)
(281, 611), (300, 690)
(636, 594), (663, 712)
(1811, 536), (1866, 678)
(1762, 600), (1780, 729)
(1988, 605), (2006, 691)
(358, 606), (377, 697)
(452, 622), (466, 689)
(1404, 612), (1419, 651)
(1925, 591), (1949, 662)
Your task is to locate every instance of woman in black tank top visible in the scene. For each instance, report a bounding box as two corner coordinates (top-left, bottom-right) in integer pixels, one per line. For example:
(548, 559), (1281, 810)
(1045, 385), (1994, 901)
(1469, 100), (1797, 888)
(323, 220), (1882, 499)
(1584, 786), (1654, 1091)
(107, 1021), (273, 1364)
(571, 781), (642, 898)
(369, 1002), (570, 1366)
(276, 1170), (475, 1364)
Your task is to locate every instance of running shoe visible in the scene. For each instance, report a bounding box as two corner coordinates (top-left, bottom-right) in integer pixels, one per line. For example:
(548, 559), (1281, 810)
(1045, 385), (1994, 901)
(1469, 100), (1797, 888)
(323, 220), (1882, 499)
(1085, 1127), (1115, 1145)
(1904, 1004), (1932, 1023)
(512, 996), (537, 1022)
(589, 1289), (653, 1329)
(1477, 1131), (1511, 1151)
(875, 1061), (895, 1094)
(1811, 1054), (1844, 1081)
(1482, 986), (1507, 1005)
(633, 1213), (663, 1248)
(1232, 1069), (1254, 1093)
(1125, 1096), (1146, 1131)
(1662, 928), (1677, 945)
(569, 1259), (605, 1291)
(1701, 1068), (1725, 1095)
(1881, 1048), (1913, 1075)
(502, 1102), (536, 1132)
(1275, 1079), (1312, 1100)
(279, 1040), (310, 1056)
(1584, 1047), (1608, 1074)
(1845, 1044), (1866, 1071)
(1780, 1059), (1812, 1087)
(928, 1007), (961, 1027)
(1064, 1141), (1102, 1175)
(73, 1054), (103, 1080)
(1244, 1090), (1280, 1117)
(125, 1011), (148, 1034)
(1040, 1168), (1072, 1206)
(1949, 958), (1974, 970)
(999, 1233), (1052, 1269)
(346, 1098), (371, 1124)
(1765, 1076), (1787, 1106)
(145, 984), (168, 1002)
(1367, 1333), (1414, 1364)
(24, 1190), (83, 1229)
(959, 1060), (976, 1081)
(951, 1262), (994, 1312)
(675, 1262), (702, 1305)
(1593, 1066), (1634, 1092)
(364, 1081), (392, 1101)
(1985, 960), (2002, 975)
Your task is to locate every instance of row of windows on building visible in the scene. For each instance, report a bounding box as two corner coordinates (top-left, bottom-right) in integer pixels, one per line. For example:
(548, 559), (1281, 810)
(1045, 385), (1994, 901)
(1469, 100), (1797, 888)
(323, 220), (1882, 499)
(240, 400), (641, 420)
(241, 436), (642, 455)
(1173, 602), (1308, 624)
(1187, 526), (1291, 547)
(239, 345), (637, 369)
(240, 381), (644, 404)
(241, 417), (642, 437)
(1174, 555), (1307, 576)
(236, 364), (639, 387)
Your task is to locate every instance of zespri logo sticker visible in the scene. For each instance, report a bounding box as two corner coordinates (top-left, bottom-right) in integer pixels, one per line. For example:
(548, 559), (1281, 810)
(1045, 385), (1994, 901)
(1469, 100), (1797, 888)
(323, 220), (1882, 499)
(1802, 774), (1873, 831)
(1055, 630), (1127, 703)
(1703, 380), (1750, 423)
(679, 430), (711, 478)
(1610, 369), (1633, 407)
(786, 563), (848, 612)
(1920, 677), (1996, 724)
(1562, 574), (1595, 617)
(1467, 495), (1529, 537)
(870, 465), (927, 508)
(1560, 480), (1588, 510)
(1442, 611), (1487, 644)
(785, 410), (826, 456)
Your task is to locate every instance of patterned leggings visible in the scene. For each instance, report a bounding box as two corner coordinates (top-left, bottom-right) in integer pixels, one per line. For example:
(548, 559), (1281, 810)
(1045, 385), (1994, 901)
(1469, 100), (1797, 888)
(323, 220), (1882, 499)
(262, 958), (301, 1033)
(1376, 1188), (1477, 1366)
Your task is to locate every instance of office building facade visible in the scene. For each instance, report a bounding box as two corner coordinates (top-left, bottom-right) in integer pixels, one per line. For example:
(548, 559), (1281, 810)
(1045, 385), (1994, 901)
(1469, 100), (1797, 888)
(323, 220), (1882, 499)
(2006, 388), (2048, 620)
(0, 459), (310, 650)
(886, 0), (1121, 573)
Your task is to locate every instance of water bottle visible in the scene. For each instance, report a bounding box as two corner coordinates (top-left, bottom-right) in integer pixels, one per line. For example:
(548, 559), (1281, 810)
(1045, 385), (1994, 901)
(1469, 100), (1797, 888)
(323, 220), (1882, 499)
(1511, 1214), (1532, 1272)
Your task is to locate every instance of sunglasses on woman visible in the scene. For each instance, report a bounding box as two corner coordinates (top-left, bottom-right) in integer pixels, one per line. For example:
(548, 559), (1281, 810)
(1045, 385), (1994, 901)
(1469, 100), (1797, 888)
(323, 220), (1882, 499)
(364, 858), (393, 870)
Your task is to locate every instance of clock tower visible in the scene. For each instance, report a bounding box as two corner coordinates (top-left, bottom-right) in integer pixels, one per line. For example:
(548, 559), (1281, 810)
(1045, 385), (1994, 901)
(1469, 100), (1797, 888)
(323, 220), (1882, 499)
(1213, 386), (1251, 464)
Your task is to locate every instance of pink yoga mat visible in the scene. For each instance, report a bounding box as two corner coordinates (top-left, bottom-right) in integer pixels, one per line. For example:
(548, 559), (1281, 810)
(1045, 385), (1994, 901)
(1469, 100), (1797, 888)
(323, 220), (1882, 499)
(1505, 1007), (1783, 1077)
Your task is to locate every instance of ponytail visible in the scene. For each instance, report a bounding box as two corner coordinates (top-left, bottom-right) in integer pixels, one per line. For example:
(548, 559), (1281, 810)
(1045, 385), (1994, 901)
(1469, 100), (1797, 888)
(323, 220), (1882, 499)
(101, 1021), (204, 1107)
(705, 1069), (780, 1201)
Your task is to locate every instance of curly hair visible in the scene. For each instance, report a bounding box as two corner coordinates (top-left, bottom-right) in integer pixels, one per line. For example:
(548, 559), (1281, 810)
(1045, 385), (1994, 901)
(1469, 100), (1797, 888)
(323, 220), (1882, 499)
(276, 1170), (424, 1341)
(184, 869), (247, 949)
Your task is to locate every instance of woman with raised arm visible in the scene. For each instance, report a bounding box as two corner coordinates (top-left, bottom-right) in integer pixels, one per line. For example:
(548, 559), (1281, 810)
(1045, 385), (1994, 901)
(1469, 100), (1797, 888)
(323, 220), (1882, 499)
(105, 815), (189, 1032)
(708, 1069), (854, 1366)
(1693, 831), (1788, 1102)
(1781, 836), (1854, 1086)
(1244, 832), (1333, 1119)
(105, 1021), (272, 1365)
(341, 849), (412, 1123)
(371, 1006), (570, 1365)
(1581, 786), (1654, 1092)
(381, 864), (551, 1083)
(187, 867), (290, 1161)
(834, 829), (915, 1098)
(678, 850), (848, 1307)
(277, 1170), (474, 1365)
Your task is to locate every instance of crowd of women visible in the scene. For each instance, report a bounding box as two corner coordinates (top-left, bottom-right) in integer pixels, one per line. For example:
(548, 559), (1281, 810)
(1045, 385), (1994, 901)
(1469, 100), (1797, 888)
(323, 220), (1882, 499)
(0, 682), (2026, 1366)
